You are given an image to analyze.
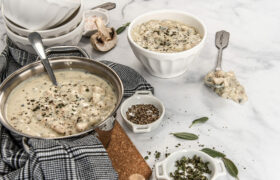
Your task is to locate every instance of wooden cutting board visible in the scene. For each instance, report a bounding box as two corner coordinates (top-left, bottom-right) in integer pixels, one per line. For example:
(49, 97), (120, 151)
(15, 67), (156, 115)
(97, 121), (152, 180)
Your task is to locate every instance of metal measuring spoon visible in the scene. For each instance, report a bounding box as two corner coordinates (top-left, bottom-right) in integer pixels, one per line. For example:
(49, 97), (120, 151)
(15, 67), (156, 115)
(28, 32), (57, 86)
(205, 30), (230, 88)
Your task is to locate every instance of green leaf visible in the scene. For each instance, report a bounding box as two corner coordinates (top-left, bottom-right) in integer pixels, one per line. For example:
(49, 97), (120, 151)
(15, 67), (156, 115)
(201, 148), (226, 158)
(189, 117), (208, 128)
(171, 132), (198, 140)
(116, 22), (130, 34)
(223, 158), (239, 179)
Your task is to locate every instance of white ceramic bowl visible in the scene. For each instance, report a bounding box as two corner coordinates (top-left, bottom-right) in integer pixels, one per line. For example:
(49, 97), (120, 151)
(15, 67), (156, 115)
(127, 10), (207, 78)
(120, 91), (165, 133)
(5, 16), (85, 54)
(2, 0), (81, 30)
(2, 2), (83, 39)
(155, 150), (226, 180)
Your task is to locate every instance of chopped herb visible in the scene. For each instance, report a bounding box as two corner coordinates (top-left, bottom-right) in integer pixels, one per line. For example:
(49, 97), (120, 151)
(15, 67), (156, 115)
(165, 153), (170, 157)
(32, 105), (40, 112)
(154, 151), (161, 160)
(56, 103), (65, 108)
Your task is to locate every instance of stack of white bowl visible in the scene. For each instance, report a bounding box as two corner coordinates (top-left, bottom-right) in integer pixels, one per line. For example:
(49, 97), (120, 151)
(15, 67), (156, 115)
(2, 0), (85, 53)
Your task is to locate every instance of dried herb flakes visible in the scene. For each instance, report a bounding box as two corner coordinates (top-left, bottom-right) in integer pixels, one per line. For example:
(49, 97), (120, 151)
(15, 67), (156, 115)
(170, 155), (211, 180)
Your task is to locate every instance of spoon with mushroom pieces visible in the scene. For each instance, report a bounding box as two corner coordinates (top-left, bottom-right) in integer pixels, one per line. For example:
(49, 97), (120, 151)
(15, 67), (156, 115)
(205, 30), (230, 88)
(90, 17), (117, 52)
(28, 32), (58, 86)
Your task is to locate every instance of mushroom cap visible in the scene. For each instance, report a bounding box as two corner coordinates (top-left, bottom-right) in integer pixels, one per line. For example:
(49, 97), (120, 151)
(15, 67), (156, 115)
(90, 27), (117, 52)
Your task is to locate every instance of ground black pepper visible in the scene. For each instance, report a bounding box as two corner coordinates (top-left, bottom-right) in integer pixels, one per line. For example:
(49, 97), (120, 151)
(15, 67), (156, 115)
(126, 104), (159, 125)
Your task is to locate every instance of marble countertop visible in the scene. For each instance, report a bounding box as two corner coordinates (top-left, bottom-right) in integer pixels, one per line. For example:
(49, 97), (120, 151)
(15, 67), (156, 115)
(1, 0), (280, 179)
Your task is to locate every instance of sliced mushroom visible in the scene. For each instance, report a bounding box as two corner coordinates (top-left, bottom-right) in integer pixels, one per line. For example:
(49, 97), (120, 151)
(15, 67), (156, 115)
(90, 17), (117, 52)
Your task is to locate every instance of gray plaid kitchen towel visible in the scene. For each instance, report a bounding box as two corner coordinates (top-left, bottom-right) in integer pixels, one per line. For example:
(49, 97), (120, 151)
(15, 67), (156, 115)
(0, 38), (154, 180)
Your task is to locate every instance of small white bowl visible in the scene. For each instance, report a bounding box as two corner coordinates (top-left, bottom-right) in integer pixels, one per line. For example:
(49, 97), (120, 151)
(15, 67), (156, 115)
(5, 15), (84, 54)
(83, 8), (109, 37)
(127, 10), (207, 78)
(155, 150), (226, 180)
(2, 0), (81, 30)
(2, 2), (84, 38)
(120, 91), (165, 133)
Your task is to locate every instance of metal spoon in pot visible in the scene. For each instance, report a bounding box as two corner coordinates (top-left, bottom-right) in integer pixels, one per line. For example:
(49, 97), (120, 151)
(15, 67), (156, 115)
(206, 30), (230, 88)
(28, 32), (57, 86)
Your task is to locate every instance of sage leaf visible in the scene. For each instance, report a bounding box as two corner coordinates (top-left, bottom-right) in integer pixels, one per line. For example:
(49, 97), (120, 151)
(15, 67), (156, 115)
(189, 117), (208, 128)
(171, 132), (198, 140)
(201, 148), (226, 158)
(116, 22), (130, 34)
(223, 158), (239, 179)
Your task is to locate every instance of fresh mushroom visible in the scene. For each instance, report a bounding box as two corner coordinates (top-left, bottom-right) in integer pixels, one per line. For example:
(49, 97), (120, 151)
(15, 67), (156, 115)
(90, 17), (117, 52)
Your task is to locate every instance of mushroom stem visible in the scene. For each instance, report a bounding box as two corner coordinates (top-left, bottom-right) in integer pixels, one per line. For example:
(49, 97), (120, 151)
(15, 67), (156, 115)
(95, 17), (111, 40)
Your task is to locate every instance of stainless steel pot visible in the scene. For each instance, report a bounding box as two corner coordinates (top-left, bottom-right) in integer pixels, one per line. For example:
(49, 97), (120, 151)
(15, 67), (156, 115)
(0, 46), (123, 140)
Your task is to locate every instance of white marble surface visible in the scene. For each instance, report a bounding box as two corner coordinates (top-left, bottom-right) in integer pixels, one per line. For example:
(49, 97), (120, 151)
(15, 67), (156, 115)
(1, 0), (280, 179)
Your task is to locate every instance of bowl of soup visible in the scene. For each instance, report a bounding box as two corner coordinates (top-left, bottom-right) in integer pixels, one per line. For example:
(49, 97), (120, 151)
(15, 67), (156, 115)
(127, 10), (207, 78)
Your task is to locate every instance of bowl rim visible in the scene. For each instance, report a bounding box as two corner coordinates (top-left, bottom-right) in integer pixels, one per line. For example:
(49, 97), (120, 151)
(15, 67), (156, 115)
(2, 2), (83, 35)
(120, 91), (165, 127)
(2, 0), (81, 30)
(5, 14), (84, 43)
(127, 9), (207, 57)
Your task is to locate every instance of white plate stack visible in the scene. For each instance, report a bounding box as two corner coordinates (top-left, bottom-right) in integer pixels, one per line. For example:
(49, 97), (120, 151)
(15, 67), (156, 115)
(2, 0), (85, 53)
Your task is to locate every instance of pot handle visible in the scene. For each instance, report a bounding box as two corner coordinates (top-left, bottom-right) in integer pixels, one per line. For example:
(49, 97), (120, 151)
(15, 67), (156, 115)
(36, 46), (90, 60)
(155, 161), (169, 180)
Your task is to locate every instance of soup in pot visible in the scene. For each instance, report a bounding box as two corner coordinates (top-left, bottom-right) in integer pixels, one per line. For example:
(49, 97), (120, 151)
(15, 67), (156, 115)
(5, 69), (117, 138)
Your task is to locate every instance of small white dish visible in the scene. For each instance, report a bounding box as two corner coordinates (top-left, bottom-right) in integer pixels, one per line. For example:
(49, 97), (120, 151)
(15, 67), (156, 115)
(83, 8), (109, 37)
(120, 91), (165, 133)
(127, 10), (207, 78)
(155, 150), (226, 180)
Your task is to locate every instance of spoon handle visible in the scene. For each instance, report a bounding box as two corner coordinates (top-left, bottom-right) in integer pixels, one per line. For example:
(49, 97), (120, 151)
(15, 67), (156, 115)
(41, 59), (58, 86)
(28, 32), (57, 86)
(216, 48), (223, 71)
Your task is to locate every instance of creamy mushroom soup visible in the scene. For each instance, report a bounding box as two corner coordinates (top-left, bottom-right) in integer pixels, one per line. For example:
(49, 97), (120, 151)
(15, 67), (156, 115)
(204, 70), (248, 104)
(132, 20), (202, 53)
(5, 69), (117, 138)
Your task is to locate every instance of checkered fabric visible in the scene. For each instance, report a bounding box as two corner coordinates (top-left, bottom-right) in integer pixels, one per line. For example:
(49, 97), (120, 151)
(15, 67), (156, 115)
(0, 38), (154, 180)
